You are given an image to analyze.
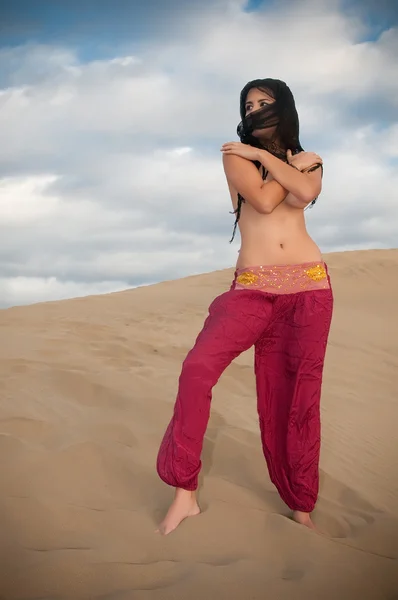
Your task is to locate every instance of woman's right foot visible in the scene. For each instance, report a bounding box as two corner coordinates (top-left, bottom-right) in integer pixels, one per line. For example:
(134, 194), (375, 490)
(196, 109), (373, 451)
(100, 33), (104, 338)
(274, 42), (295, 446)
(156, 488), (201, 535)
(292, 510), (317, 531)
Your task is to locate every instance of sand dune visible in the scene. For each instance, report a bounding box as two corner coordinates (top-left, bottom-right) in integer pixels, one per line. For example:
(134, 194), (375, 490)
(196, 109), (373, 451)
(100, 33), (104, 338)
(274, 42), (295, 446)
(0, 249), (397, 599)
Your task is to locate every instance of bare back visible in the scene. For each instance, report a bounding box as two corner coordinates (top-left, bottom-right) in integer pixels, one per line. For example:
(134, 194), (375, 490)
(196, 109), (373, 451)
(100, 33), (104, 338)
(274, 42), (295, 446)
(227, 168), (323, 268)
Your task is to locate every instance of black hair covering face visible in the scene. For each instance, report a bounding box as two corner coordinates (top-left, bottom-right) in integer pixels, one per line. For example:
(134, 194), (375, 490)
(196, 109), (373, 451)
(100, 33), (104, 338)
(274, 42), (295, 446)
(237, 78), (303, 155)
(229, 78), (311, 243)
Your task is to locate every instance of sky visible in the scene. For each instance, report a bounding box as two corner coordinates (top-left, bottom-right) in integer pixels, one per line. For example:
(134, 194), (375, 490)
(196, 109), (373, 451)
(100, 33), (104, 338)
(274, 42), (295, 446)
(0, 0), (397, 307)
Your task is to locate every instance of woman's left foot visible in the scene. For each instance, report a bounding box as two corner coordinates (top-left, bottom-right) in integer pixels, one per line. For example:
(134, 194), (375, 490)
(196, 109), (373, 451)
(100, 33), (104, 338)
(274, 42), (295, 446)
(292, 510), (317, 531)
(156, 488), (200, 535)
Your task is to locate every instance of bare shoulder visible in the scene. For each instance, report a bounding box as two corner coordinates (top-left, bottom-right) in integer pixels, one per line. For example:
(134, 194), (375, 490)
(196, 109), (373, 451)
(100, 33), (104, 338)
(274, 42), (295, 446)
(222, 153), (263, 183)
(222, 152), (250, 173)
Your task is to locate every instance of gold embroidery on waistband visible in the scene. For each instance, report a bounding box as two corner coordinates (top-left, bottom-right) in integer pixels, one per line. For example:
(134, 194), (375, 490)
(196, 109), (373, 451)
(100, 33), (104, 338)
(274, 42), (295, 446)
(235, 263), (328, 291)
(236, 272), (259, 286)
(304, 265), (327, 281)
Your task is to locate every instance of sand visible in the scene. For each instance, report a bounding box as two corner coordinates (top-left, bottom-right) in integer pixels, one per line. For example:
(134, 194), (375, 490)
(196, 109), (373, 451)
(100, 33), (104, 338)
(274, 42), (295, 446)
(0, 248), (397, 600)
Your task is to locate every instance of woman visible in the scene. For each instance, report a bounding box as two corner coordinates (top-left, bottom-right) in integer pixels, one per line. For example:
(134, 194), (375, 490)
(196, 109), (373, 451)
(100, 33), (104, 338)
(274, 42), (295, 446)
(156, 78), (333, 535)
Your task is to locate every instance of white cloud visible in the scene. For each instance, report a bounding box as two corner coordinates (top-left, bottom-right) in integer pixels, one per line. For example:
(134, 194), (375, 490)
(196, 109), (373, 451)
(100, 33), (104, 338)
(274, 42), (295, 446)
(0, 169), (238, 307)
(0, 175), (59, 224)
(0, 0), (397, 307)
(0, 276), (129, 308)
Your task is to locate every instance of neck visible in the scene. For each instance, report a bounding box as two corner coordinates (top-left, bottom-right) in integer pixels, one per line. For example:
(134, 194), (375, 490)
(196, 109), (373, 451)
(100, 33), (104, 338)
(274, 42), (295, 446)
(260, 139), (286, 160)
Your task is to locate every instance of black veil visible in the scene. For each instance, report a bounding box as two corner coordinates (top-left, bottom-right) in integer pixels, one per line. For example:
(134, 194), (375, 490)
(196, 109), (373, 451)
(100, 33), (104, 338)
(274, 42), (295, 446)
(230, 78), (307, 242)
(237, 78), (303, 156)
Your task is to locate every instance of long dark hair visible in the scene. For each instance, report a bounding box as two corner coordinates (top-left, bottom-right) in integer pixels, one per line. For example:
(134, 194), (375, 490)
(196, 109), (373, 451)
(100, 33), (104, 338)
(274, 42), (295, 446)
(230, 78), (306, 243)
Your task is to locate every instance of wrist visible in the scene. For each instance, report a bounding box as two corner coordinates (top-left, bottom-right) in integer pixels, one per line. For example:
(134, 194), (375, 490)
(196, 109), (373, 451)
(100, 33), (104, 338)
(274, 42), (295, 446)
(257, 148), (270, 165)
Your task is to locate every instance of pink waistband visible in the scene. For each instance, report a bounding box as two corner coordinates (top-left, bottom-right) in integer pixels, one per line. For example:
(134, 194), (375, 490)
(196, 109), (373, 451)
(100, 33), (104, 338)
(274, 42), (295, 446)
(233, 261), (330, 294)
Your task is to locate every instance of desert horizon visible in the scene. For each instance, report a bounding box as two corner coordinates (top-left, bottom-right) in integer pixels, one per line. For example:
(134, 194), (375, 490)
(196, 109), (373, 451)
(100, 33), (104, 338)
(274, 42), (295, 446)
(2, 247), (396, 310)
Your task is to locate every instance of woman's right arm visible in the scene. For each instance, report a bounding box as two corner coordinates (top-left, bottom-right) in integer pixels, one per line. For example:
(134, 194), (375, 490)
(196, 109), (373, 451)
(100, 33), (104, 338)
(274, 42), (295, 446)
(223, 151), (323, 214)
(223, 154), (289, 214)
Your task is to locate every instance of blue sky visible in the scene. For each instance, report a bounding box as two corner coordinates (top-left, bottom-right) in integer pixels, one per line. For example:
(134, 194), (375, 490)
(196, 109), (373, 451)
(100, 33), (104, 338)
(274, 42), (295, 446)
(2, 0), (397, 45)
(0, 0), (397, 306)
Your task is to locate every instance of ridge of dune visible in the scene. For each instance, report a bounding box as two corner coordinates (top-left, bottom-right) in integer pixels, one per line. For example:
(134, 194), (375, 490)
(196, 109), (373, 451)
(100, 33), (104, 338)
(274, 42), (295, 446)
(0, 248), (397, 599)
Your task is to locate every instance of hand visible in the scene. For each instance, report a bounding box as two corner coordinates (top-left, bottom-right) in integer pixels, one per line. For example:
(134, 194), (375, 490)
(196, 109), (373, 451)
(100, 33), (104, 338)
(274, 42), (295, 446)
(287, 149), (323, 171)
(221, 141), (260, 161)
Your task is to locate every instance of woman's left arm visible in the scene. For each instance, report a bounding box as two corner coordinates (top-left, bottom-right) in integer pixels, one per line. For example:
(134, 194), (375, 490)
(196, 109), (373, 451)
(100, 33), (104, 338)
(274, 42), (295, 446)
(257, 149), (322, 206)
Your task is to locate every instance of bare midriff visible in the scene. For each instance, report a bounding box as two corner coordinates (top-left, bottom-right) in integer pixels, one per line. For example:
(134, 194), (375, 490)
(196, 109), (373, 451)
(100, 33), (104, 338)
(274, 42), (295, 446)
(230, 181), (323, 269)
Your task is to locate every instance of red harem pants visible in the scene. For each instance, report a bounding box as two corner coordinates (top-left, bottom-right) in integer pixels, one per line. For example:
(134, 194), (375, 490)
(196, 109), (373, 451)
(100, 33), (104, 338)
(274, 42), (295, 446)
(156, 261), (333, 513)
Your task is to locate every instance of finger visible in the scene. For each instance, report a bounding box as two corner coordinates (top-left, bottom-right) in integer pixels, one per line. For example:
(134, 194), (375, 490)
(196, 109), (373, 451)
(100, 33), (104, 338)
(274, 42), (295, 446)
(307, 154), (321, 164)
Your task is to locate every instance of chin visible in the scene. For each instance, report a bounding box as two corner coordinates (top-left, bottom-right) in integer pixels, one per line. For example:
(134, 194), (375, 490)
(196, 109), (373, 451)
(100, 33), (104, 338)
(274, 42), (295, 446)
(252, 130), (272, 141)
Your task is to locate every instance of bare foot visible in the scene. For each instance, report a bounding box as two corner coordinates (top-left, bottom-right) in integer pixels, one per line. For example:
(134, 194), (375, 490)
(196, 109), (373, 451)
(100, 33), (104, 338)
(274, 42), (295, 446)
(292, 510), (317, 531)
(156, 488), (201, 535)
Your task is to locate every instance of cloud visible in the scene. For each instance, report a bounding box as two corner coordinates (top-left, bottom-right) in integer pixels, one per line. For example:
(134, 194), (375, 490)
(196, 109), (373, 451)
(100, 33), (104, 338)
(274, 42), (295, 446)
(0, 166), (238, 307)
(0, 276), (130, 308)
(0, 0), (397, 307)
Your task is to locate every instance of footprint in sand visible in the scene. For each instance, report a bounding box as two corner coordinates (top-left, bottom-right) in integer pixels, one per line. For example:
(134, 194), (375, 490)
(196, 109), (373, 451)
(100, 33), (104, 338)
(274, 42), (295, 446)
(312, 480), (398, 559)
(314, 509), (374, 539)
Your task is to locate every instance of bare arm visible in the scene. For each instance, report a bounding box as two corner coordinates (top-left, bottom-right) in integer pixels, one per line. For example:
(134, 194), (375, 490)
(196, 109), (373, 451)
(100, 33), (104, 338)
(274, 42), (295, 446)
(222, 154), (289, 214)
(257, 149), (322, 207)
